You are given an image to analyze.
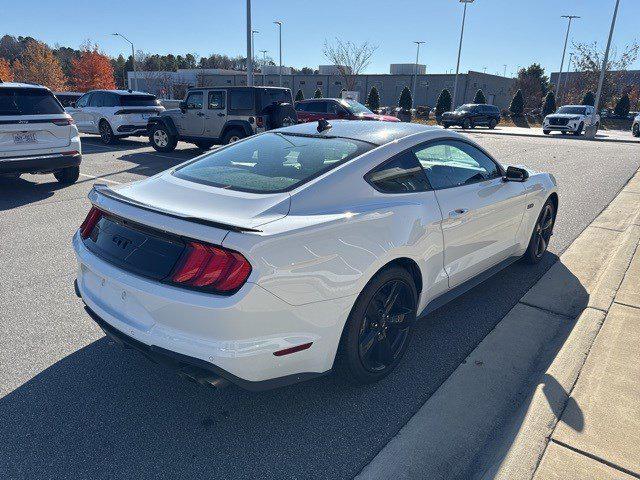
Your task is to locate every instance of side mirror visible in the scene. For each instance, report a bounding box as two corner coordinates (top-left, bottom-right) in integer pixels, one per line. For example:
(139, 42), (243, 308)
(504, 166), (529, 182)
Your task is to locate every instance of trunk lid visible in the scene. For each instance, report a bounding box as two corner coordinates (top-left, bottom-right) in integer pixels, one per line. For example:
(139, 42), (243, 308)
(0, 114), (72, 157)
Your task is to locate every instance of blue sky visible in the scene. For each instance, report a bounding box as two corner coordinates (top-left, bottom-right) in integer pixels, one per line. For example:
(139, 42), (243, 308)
(3, 0), (639, 76)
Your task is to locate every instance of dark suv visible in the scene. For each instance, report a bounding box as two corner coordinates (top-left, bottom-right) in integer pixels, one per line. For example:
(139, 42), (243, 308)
(148, 86), (297, 152)
(441, 103), (500, 129)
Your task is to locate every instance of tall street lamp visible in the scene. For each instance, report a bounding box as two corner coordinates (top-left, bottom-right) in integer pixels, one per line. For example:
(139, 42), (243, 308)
(554, 15), (580, 99)
(274, 21), (283, 87)
(588, 0), (620, 138)
(112, 33), (137, 91)
(412, 41), (425, 109)
(452, 0), (474, 109)
(251, 30), (259, 71)
(246, 0), (253, 86)
(260, 50), (268, 68)
(560, 52), (574, 103)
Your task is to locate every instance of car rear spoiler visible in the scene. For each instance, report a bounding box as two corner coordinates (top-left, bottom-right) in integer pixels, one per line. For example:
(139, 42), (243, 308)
(90, 183), (262, 233)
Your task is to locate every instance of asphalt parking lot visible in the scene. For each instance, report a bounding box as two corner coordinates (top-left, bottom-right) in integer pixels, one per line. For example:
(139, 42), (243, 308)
(1, 131), (639, 480)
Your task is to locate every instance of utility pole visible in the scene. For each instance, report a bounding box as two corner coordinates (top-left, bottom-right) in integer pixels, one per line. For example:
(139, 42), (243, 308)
(555, 15), (580, 99)
(246, 0), (254, 86)
(274, 21), (283, 87)
(561, 52), (573, 104)
(412, 41), (425, 109)
(260, 50), (268, 68)
(588, 0), (620, 138)
(452, 0), (475, 109)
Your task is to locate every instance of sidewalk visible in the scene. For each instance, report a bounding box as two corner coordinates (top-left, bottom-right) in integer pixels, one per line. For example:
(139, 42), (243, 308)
(356, 169), (640, 480)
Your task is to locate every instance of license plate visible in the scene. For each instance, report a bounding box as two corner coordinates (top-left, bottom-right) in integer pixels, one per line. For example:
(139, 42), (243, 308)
(13, 132), (37, 144)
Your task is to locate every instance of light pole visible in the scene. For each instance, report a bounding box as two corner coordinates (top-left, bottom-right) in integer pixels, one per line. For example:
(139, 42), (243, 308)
(260, 50), (268, 68)
(561, 52), (573, 103)
(251, 30), (259, 71)
(503, 64), (507, 77)
(588, 0), (620, 138)
(274, 21), (283, 87)
(112, 33), (137, 91)
(246, 0), (253, 86)
(555, 15), (580, 99)
(452, 0), (474, 109)
(412, 41), (425, 109)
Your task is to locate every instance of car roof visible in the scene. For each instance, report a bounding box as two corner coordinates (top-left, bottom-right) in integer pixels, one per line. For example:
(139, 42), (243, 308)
(188, 86), (289, 91)
(0, 81), (50, 90)
(87, 89), (155, 96)
(297, 98), (342, 102)
(275, 119), (440, 146)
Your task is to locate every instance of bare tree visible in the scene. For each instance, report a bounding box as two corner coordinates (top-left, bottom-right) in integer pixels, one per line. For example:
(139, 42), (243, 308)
(565, 40), (639, 107)
(323, 38), (377, 91)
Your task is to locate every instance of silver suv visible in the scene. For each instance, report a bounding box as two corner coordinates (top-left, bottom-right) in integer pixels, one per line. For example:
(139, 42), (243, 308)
(0, 81), (81, 184)
(147, 86), (297, 152)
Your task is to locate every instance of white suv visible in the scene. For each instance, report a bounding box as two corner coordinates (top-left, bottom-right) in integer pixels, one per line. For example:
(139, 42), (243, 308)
(67, 90), (164, 145)
(543, 105), (599, 136)
(0, 81), (81, 184)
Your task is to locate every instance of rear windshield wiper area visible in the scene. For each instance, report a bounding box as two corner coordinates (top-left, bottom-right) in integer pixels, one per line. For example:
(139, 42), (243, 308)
(90, 184), (262, 233)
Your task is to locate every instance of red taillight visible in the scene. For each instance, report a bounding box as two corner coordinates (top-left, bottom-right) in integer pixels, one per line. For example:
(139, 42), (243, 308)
(169, 241), (251, 293)
(79, 207), (102, 239)
(53, 117), (74, 126)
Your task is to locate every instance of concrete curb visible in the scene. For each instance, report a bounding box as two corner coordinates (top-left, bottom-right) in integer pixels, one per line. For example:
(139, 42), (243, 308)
(355, 169), (640, 480)
(450, 127), (640, 145)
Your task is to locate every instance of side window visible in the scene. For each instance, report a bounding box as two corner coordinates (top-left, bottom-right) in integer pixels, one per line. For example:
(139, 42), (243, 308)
(365, 152), (430, 194)
(229, 90), (254, 111)
(327, 102), (341, 114)
(414, 141), (501, 190)
(88, 92), (102, 107)
(185, 91), (203, 109)
(208, 91), (226, 110)
(306, 101), (327, 113)
(103, 93), (118, 107)
(76, 93), (90, 108)
(295, 102), (307, 111)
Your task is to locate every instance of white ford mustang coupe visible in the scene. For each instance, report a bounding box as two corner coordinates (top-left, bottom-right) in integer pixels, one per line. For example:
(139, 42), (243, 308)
(73, 120), (558, 390)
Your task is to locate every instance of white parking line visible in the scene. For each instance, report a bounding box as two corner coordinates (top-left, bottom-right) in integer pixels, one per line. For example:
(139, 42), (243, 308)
(79, 173), (122, 185)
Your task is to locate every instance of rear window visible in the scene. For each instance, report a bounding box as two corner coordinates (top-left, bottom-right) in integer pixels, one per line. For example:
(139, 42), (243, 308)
(229, 90), (254, 111)
(260, 89), (292, 109)
(0, 88), (64, 116)
(173, 132), (373, 193)
(119, 95), (160, 107)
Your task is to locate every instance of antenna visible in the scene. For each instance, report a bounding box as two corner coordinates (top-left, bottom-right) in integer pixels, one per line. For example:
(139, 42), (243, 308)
(317, 118), (332, 133)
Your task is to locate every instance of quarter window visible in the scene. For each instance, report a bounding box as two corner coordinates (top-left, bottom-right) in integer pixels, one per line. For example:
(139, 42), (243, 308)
(413, 141), (501, 190)
(208, 91), (225, 109)
(229, 90), (254, 110)
(366, 152), (430, 193)
(185, 91), (203, 109)
(76, 93), (91, 108)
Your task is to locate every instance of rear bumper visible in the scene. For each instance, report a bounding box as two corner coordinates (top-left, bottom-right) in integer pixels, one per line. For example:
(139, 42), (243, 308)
(0, 152), (81, 174)
(73, 233), (350, 390)
(116, 125), (148, 136)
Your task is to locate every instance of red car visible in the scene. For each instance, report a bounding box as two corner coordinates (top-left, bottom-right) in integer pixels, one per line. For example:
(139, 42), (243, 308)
(295, 98), (400, 123)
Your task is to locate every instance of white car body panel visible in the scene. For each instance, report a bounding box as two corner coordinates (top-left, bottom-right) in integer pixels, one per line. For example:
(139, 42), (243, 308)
(543, 105), (599, 133)
(73, 122), (558, 388)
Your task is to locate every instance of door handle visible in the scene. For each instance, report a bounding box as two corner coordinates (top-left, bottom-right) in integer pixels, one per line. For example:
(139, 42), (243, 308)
(217, 113), (226, 117)
(449, 208), (469, 218)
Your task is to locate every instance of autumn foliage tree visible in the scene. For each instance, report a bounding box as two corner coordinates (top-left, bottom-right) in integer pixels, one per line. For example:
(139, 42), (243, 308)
(0, 58), (12, 81)
(72, 45), (115, 91)
(12, 40), (67, 90)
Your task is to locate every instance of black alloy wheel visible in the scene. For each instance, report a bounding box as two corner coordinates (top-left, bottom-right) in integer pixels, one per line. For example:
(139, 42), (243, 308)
(99, 120), (116, 145)
(335, 266), (417, 384)
(524, 200), (555, 264)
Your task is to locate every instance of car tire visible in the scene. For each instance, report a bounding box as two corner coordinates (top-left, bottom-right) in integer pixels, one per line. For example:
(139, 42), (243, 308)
(543, 129), (550, 135)
(573, 122), (584, 136)
(488, 119), (497, 129)
(222, 128), (245, 145)
(334, 266), (417, 385)
(194, 141), (214, 151)
(523, 199), (555, 265)
(99, 120), (117, 145)
(442, 123), (450, 129)
(633, 123), (640, 137)
(149, 124), (177, 152)
(461, 118), (470, 129)
(54, 166), (80, 185)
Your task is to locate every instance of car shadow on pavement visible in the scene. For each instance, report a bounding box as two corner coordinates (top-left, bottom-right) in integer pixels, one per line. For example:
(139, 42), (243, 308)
(1, 253), (586, 480)
(0, 176), (64, 211)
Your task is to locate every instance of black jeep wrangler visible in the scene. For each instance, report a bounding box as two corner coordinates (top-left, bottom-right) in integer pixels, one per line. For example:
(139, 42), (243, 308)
(147, 86), (297, 152)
